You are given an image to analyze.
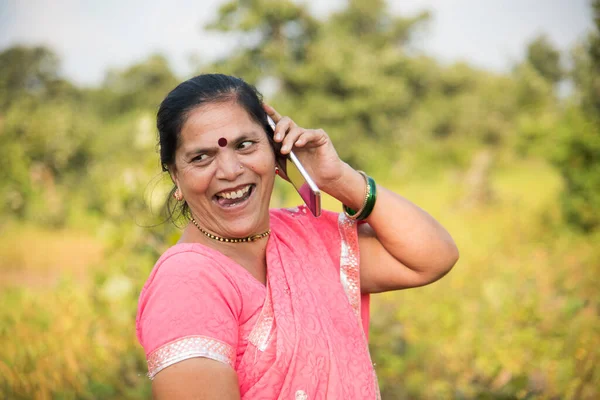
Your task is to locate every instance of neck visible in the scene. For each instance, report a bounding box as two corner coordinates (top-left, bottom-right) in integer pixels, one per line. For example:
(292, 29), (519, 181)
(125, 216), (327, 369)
(182, 219), (269, 253)
(185, 223), (269, 285)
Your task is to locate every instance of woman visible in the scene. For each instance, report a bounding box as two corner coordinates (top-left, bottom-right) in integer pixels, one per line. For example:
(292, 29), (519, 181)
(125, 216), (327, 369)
(136, 74), (458, 399)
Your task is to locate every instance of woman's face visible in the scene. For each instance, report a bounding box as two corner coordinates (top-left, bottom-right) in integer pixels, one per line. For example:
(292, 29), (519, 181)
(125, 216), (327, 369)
(171, 101), (276, 238)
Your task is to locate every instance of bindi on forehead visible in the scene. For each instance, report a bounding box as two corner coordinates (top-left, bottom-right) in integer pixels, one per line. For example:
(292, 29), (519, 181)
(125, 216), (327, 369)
(218, 137), (228, 147)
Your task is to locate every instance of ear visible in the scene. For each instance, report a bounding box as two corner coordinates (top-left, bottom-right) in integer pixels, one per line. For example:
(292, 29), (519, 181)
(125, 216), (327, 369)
(168, 166), (180, 188)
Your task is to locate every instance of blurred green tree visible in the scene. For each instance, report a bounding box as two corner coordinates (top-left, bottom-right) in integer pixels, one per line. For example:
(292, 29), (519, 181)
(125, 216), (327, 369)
(552, 0), (600, 232)
(0, 46), (78, 109)
(96, 54), (178, 115)
(572, 0), (600, 117)
(205, 0), (558, 178)
(206, 0), (432, 170)
(525, 34), (563, 85)
(0, 46), (95, 223)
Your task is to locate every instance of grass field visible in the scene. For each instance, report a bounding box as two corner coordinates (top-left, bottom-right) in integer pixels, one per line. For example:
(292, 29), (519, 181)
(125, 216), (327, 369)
(1, 160), (598, 399)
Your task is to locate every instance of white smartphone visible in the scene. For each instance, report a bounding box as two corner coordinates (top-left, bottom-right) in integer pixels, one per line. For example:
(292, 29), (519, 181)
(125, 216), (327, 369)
(267, 116), (322, 217)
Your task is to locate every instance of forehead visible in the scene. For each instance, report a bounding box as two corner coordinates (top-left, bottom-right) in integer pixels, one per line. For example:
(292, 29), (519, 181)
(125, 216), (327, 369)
(179, 101), (263, 146)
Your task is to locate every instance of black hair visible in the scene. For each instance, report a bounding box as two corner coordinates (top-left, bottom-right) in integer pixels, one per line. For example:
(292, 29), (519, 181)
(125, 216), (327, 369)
(157, 74), (275, 224)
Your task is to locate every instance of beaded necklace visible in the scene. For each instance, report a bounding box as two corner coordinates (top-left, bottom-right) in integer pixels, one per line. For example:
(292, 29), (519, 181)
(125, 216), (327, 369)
(191, 218), (270, 243)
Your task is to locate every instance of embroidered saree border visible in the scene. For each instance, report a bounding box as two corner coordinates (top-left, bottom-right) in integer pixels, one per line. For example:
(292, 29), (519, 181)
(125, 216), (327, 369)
(338, 213), (361, 318)
(338, 213), (382, 400)
(146, 335), (235, 379)
(248, 282), (274, 351)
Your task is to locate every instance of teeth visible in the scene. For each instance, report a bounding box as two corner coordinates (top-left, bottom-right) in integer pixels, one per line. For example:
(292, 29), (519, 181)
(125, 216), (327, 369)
(218, 185), (251, 200)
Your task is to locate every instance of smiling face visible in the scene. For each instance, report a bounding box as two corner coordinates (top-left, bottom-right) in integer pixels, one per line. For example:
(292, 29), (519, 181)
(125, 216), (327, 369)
(171, 100), (276, 238)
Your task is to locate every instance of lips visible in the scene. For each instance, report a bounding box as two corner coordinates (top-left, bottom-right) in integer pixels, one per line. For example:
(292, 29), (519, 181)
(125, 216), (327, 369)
(214, 184), (254, 207)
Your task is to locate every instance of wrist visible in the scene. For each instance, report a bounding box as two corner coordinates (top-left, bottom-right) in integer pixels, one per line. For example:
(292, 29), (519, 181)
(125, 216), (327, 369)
(322, 163), (367, 210)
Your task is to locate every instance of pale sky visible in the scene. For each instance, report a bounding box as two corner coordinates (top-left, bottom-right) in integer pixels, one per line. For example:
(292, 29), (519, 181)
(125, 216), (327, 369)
(0, 0), (593, 86)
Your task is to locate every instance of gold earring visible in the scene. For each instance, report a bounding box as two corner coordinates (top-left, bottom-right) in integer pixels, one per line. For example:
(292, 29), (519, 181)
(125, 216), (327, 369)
(174, 188), (183, 201)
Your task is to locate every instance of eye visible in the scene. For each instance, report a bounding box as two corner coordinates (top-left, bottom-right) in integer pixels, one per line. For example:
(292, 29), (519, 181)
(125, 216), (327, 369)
(191, 153), (209, 162)
(237, 140), (255, 150)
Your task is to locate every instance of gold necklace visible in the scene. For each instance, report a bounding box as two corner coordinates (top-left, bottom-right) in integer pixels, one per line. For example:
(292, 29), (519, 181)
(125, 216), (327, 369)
(191, 218), (270, 243)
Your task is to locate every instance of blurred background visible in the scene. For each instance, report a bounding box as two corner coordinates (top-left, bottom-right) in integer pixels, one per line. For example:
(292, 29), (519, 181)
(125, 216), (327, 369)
(1, 0), (599, 398)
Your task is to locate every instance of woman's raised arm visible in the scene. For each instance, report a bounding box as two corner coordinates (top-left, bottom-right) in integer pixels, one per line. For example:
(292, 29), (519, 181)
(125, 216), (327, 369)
(325, 163), (459, 293)
(264, 103), (459, 293)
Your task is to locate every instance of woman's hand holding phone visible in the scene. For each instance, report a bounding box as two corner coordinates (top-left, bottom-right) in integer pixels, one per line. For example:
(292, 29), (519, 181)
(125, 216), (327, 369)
(262, 103), (347, 194)
(263, 103), (371, 218)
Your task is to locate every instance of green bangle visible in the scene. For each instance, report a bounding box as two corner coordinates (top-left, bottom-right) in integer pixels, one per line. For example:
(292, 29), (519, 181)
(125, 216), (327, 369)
(344, 171), (369, 219)
(357, 175), (376, 219)
(343, 173), (377, 221)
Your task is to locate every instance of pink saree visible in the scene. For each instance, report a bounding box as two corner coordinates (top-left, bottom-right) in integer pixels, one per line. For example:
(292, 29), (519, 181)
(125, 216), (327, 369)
(136, 206), (380, 399)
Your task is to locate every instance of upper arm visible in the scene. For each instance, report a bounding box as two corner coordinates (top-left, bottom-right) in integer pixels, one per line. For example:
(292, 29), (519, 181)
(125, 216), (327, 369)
(358, 223), (446, 293)
(152, 358), (240, 400)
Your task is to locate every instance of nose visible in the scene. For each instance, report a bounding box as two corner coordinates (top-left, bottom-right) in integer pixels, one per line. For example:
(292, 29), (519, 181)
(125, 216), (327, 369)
(215, 150), (244, 181)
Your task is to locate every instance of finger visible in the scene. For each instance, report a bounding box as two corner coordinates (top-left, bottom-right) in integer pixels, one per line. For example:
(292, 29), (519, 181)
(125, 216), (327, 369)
(293, 129), (327, 148)
(274, 116), (295, 142)
(263, 103), (283, 123)
(280, 126), (305, 154)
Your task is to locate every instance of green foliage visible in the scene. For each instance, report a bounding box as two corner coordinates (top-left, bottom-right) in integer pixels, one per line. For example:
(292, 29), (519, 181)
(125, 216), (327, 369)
(1, 0), (600, 398)
(572, 0), (600, 117)
(370, 163), (600, 399)
(0, 96), (99, 223)
(205, 0), (563, 176)
(0, 46), (77, 109)
(0, 273), (152, 399)
(207, 0), (434, 170)
(98, 54), (178, 115)
(552, 106), (600, 232)
(550, 0), (600, 232)
(525, 34), (563, 84)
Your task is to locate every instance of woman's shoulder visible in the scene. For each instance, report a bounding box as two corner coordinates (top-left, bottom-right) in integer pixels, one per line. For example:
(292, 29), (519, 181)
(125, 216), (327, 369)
(140, 243), (240, 296)
(155, 242), (218, 268)
(154, 242), (223, 273)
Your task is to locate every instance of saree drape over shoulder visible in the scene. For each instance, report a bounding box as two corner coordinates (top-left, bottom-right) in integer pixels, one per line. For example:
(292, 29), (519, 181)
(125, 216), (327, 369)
(136, 207), (381, 399)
